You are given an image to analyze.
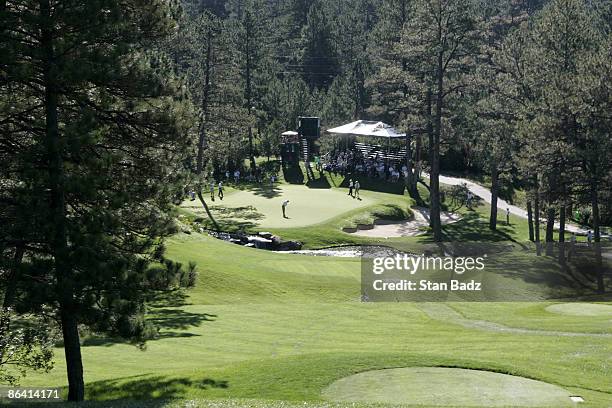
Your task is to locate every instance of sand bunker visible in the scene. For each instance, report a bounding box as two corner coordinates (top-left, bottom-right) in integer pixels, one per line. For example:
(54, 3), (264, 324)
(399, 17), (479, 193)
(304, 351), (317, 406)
(344, 207), (461, 238)
(323, 367), (574, 407)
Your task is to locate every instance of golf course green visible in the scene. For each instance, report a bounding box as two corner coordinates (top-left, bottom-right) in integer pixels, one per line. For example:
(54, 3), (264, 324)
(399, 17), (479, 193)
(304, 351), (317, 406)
(182, 183), (377, 229)
(17, 177), (612, 408)
(323, 367), (573, 406)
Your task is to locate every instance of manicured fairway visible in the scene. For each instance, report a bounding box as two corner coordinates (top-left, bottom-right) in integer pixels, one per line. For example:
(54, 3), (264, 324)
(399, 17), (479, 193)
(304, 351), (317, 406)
(18, 233), (612, 408)
(181, 184), (376, 229)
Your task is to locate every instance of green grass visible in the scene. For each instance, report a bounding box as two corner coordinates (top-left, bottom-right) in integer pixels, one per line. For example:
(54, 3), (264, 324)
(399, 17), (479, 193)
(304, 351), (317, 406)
(322, 367), (573, 407)
(17, 234), (612, 407)
(14, 165), (612, 408)
(182, 184), (378, 230)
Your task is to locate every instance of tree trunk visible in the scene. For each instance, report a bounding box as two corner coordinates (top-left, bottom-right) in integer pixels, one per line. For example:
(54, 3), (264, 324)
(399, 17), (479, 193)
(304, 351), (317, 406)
(489, 166), (499, 231)
(405, 134), (420, 201)
(430, 50), (444, 242)
(591, 177), (604, 293)
(545, 208), (555, 242)
(0, 246), (25, 365)
(558, 204), (566, 242)
(527, 201), (534, 242)
(197, 191), (219, 231)
(426, 88), (434, 228)
(193, 30), (219, 231)
(534, 180), (540, 243)
(245, 24), (256, 170)
(60, 307), (85, 401)
(40, 0), (84, 400)
(1, 245), (24, 309)
(558, 204), (566, 264)
(545, 207), (555, 256)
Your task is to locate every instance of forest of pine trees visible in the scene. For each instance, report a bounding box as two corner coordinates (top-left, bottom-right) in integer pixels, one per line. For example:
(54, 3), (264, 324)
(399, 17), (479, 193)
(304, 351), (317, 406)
(1, 0), (611, 401)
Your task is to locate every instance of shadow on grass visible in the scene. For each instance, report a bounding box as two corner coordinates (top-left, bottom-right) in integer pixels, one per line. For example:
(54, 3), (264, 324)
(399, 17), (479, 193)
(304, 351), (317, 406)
(146, 289), (190, 308)
(213, 205), (264, 220)
(337, 173), (406, 195)
(86, 375), (228, 401)
(282, 163), (304, 184)
(149, 308), (217, 331)
(306, 175), (331, 189)
(82, 308), (216, 347)
(417, 210), (519, 243)
(242, 185), (283, 198)
(486, 248), (610, 297)
(204, 205), (264, 232)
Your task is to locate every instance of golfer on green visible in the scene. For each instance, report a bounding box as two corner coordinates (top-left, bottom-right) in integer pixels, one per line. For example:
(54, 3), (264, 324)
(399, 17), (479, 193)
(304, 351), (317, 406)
(282, 199), (290, 218)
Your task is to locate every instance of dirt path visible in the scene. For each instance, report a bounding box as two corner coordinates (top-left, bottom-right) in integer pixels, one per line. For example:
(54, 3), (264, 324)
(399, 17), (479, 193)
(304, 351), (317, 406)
(417, 303), (611, 338)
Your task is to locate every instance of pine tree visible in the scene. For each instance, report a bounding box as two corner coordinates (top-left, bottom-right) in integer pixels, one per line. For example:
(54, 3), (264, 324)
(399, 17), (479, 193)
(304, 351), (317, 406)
(299, 0), (340, 89)
(399, 0), (482, 241)
(1, 0), (192, 400)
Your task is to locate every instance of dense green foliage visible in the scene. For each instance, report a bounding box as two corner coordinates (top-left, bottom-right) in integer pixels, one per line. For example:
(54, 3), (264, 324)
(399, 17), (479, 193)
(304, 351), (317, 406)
(1, 0), (611, 403)
(1, 0), (195, 400)
(174, 0), (610, 237)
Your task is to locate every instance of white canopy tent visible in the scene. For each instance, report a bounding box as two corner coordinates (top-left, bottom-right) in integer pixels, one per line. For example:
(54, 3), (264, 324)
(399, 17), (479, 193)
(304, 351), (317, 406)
(325, 120), (405, 138)
(325, 120), (408, 164)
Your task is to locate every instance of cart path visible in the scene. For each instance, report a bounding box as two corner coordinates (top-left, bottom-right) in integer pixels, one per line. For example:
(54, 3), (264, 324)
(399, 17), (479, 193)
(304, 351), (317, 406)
(436, 174), (589, 235)
(417, 303), (611, 338)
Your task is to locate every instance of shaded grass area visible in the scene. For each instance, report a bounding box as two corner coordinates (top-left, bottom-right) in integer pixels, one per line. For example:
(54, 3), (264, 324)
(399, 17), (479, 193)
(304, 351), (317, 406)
(450, 301), (612, 334)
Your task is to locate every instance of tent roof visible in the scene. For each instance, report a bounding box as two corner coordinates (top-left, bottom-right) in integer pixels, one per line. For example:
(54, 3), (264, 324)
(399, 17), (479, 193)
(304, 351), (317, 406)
(326, 120), (405, 138)
(281, 130), (298, 136)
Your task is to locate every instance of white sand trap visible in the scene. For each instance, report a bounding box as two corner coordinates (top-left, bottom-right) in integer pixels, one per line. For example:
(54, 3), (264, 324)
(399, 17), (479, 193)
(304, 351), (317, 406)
(545, 303), (612, 317)
(323, 367), (573, 407)
(347, 207), (461, 238)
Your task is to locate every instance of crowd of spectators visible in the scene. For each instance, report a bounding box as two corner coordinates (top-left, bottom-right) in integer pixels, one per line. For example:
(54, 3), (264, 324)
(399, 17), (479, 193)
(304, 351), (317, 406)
(322, 149), (409, 182)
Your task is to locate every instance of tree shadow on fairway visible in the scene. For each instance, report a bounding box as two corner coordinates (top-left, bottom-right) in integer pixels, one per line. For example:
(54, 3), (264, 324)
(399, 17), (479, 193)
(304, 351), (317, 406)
(81, 308), (217, 347)
(209, 205), (264, 231)
(419, 210), (519, 243)
(340, 174), (406, 195)
(213, 205), (265, 220)
(467, 244), (612, 300)
(148, 308), (217, 331)
(244, 185), (283, 198)
(146, 289), (190, 308)
(306, 175), (331, 189)
(86, 374), (229, 400)
(282, 163), (304, 184)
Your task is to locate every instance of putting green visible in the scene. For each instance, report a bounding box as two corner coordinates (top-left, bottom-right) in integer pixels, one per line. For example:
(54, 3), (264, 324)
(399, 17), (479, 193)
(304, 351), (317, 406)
(323, 367), (573, 407)
(185, 184), (375, 229)
(545, 303), (612, 317)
